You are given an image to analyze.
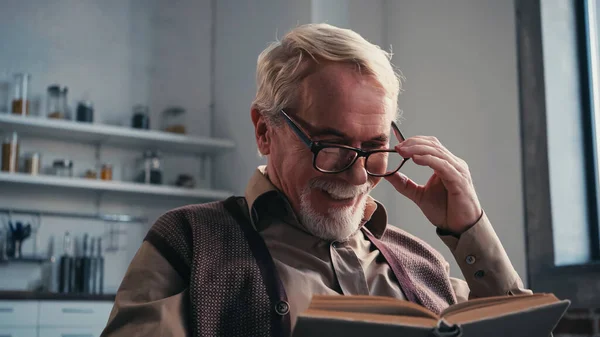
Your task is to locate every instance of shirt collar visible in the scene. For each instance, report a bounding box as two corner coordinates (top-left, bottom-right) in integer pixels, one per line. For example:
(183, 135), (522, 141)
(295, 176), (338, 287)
(244, 166), (389, 239)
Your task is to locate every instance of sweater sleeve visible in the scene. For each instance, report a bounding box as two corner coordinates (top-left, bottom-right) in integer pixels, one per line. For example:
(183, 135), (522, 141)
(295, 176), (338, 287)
(100, 241), (190, 337)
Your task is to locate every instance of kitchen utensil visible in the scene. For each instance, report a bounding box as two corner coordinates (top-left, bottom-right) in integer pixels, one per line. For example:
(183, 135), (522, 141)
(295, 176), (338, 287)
(8, 221), (31, 258)
(59, 231), (73, 293)
(97, 237), (104, 294)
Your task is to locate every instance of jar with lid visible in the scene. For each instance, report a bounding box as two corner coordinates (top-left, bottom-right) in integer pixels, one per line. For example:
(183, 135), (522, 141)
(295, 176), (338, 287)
(47, 85), (64, 119)
(60, 87), (70, 119)
(161, 106), (186, 134)
(52, 160), (73, 177)
(131, 105), (150, 130)
(76, 100), (94, 123)
(1, 132), (19, 172)
(11, 73), (31, 115)
(24, 152), (41, 175)
(100, 164), (113, 181)
(136, 150), (162, 185)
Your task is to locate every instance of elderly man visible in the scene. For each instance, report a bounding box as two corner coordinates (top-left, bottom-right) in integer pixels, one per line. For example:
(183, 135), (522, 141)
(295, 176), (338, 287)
(101, 23), (529, 337)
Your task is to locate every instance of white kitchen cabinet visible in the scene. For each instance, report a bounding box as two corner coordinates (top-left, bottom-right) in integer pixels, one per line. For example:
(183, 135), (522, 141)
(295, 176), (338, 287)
(38, 327), (105, 337)
(38, 302), (113, 328)
(0, 327), (37, 337)
(0, 301), (38, 327)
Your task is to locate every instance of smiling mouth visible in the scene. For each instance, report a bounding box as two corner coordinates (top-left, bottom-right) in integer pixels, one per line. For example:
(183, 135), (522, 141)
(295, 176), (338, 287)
(320, 189), (357, 203)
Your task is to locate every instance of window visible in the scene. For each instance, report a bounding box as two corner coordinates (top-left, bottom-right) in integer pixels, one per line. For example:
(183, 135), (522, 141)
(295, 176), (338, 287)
(519, 0), (600, 308)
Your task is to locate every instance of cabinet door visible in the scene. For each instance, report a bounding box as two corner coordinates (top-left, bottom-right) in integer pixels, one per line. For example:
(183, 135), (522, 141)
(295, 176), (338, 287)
(38, 327), (104, 337)
(0, 327), (37, 337)
(0, 301), (38, 327)
(38, 301), (113, 328)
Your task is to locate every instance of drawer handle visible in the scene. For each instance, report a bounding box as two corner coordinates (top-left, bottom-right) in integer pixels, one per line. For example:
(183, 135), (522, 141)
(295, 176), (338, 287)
(61, 335), (94, 337)
(62, 308), (95, 314)
(0, 307), (14, 313)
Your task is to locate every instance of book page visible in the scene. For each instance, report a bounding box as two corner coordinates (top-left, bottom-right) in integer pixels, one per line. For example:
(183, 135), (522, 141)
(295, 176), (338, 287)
(441, 294), (548, 317)
(309, 295), (438, 319)
(301, 308), (438, 328)
(443, 295), (560, 324)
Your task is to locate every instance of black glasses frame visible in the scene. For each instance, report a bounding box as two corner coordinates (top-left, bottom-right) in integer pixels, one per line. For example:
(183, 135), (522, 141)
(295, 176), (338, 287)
(279, 109), (410, 177)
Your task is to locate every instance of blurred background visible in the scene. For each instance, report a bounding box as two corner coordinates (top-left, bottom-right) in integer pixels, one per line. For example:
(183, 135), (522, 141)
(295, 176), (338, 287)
(0, 0), (598, 336)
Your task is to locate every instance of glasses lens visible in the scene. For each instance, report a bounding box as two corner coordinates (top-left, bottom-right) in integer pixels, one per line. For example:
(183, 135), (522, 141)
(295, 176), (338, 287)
(366, 151), (404, 176)
(315, 147), (358, 172)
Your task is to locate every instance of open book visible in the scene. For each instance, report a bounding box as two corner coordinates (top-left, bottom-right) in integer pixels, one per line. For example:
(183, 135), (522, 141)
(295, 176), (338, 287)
(292, 293), (570, 337)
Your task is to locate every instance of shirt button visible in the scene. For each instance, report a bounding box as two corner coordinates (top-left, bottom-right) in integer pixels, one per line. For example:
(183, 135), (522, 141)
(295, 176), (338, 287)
(275, 300), (290, 315)
(465, 255), (476, 265)
(474, 270), (485, 279)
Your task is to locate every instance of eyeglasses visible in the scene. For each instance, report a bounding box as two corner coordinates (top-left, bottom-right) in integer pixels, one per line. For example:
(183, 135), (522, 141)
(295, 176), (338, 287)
(279, 109), (409, 177)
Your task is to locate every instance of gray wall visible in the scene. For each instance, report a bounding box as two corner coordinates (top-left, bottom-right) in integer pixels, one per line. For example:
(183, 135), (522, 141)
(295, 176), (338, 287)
(384, 0), (526, 279)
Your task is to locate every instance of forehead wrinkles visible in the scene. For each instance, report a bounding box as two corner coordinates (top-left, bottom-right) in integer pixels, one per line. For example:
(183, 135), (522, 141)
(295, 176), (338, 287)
(298, 64), (385, 115)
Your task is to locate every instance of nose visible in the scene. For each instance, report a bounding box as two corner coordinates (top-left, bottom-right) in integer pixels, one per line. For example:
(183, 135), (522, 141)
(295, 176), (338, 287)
(342, 157), (368, 186)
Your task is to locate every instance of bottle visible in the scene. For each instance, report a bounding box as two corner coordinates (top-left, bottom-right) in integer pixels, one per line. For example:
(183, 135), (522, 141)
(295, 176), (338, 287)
(11, 73), (30, 115)
(1, 132), (19, 172)
(59, 232), (73, 293)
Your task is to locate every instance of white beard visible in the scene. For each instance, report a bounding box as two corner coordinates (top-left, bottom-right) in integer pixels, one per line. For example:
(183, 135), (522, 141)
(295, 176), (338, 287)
(298, 178), (371, 241)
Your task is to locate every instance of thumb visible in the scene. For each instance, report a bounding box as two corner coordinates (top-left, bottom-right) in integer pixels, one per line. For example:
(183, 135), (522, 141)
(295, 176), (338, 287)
(384, 171), (421, 203)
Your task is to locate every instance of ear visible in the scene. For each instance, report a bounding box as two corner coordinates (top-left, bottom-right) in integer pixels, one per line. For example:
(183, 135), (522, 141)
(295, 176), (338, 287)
(251, 108), (272, 156)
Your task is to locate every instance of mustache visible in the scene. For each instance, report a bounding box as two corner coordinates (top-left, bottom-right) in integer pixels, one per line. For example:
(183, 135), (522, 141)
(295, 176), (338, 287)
(308, 177), (372, 199)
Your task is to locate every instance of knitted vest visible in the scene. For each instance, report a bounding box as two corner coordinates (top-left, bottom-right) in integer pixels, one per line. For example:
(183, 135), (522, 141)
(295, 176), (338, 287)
(144, 196), (457, 337)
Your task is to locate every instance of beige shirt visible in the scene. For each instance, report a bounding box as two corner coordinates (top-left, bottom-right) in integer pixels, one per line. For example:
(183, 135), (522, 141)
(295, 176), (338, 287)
(102, 167), (530, 336)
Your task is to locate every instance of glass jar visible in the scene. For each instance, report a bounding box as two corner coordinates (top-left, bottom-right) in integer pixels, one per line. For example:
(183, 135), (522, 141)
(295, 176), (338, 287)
(162, 106), (186, 134)
(100, 164), (112, 181)
(131, 105), (150, 130)
(24, 152), (41, 175)
(136, 150), (162, 184)
(1, 132), (19, 172)
(60, 87), (70, 120)
(11, 73), (31, 115)
(47, 85), (63, 119)
(0, 71), (10, 114)
(76, 100), (94, 123)
(52, 159), (73, 177)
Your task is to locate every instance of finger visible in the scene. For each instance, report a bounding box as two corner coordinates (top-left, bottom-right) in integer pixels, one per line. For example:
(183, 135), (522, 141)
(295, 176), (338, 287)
(411, 154), (464, 186)
(384, 171), (422, 203)
(396, 144), (464, 174)
(399, 137), (467, 173)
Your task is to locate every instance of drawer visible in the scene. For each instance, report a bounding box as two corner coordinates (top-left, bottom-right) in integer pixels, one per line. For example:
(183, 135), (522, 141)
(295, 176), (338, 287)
(0, 327), (37, 337)
(39, 301), (113, 327)
(0, 301), (38, 327)
(38, 327), (104, 337)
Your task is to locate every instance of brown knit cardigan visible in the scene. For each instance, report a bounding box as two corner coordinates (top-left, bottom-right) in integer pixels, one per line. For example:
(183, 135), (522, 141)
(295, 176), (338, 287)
(144, 196), (457, 337)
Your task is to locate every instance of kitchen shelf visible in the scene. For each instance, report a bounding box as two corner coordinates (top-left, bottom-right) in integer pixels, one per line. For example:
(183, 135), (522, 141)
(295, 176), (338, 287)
(0, 256), (49, 264)
(0, 208), (147, 223)
(0, 114), (235, 155)
(0, 172), (233, 200)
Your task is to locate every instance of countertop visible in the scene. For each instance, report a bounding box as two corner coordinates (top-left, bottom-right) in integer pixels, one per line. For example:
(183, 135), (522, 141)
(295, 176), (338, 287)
(0, 290), (116, 301)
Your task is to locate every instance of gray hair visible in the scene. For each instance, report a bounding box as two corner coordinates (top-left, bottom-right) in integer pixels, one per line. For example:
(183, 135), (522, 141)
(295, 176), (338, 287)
(252, 23), (403, 124)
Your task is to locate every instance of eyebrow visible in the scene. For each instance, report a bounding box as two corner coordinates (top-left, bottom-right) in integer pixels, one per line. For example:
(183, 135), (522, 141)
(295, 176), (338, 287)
(310, 126), (389, 143)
